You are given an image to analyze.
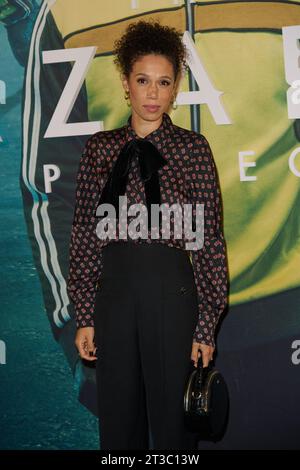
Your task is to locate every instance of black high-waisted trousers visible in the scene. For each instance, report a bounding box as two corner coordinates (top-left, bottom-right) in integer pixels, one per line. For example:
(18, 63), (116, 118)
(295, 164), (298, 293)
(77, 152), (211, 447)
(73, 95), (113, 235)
(93, 240), (199, 450)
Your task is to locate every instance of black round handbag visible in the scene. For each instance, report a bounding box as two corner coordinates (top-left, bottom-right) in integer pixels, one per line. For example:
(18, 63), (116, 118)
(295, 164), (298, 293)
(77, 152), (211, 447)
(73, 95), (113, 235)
(183, 356), (229, 440)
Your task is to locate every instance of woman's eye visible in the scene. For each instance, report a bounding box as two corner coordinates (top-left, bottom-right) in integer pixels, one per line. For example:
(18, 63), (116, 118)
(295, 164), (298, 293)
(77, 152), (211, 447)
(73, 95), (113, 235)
(137, 78), (170, 86)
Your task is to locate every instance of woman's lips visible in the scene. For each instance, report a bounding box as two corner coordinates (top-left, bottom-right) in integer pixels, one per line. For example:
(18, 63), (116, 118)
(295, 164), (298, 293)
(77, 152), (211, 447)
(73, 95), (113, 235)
(143, 105), (160, 112)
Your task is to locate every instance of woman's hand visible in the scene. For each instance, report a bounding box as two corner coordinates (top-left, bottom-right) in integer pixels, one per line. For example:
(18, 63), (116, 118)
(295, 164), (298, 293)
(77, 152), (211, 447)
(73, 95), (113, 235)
(75, 327), (97, 361)
(191, 341), (215, 368)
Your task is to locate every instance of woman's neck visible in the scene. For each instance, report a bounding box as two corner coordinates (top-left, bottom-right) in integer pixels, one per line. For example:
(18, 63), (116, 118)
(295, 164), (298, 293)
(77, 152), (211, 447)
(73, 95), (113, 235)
(130, 113), (163, 139)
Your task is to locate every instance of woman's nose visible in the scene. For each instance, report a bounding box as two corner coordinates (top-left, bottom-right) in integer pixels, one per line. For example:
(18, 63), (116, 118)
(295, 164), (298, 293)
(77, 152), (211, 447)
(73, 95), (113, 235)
(147, 84), (158, 97)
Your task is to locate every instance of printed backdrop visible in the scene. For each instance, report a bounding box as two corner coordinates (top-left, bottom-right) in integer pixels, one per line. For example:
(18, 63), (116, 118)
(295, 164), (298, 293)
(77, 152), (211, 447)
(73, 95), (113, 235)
(0, 0), (300, 450)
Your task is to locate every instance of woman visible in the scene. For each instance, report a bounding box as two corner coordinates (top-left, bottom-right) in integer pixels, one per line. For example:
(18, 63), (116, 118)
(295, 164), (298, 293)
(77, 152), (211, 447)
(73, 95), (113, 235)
(67, 20), (228, 450)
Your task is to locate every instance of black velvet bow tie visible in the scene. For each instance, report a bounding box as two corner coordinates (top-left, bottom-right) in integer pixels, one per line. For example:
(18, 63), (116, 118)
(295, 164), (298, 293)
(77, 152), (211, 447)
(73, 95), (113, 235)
(98, 138), (167, 228)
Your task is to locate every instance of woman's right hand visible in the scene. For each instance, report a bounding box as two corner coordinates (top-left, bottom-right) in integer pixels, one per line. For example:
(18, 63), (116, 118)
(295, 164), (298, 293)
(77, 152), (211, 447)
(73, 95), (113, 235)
(75, 327), (97, 361)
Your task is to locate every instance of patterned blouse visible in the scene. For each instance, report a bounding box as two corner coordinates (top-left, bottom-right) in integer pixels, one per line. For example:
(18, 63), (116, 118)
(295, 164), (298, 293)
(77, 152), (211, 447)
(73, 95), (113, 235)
(67, 112), (228, 348)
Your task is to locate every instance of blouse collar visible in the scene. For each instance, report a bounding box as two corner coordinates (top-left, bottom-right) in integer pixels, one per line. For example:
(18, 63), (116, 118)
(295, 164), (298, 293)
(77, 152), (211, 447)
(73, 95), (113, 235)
(124, 111), (175, 144)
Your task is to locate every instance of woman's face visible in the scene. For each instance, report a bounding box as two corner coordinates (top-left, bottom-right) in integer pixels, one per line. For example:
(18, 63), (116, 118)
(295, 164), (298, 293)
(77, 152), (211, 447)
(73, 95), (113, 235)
(122, 54), (179, 123)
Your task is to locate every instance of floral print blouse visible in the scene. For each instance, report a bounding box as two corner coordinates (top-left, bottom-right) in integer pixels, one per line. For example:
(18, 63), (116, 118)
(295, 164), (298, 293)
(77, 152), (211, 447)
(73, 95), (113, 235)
(67, 112), (228, 348)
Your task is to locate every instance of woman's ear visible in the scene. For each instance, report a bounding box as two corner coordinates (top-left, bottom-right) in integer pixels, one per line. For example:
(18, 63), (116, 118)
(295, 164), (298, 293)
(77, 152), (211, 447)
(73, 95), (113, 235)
(121, 74), (129, 93)
(174, 72), (183, 94)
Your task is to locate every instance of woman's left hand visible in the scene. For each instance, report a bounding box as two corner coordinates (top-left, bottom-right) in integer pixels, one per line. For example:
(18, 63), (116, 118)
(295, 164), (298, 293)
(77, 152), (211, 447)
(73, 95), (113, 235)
(191, 341), (215, 368)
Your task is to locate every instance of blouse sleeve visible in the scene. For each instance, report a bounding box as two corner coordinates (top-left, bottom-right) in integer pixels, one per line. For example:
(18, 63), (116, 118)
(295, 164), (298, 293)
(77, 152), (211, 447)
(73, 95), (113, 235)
(188, 134), (228, 348)
(67, 134), (103, 329)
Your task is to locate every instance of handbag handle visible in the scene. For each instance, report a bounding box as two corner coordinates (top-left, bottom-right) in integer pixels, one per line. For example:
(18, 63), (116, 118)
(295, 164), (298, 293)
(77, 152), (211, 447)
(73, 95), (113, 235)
(192, 355), (211, 405)
(196, 355), (212, 382)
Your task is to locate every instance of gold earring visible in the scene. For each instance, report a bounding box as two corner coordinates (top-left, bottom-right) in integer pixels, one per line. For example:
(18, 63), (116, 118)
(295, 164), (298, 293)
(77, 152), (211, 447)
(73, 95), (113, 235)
(124, 90), (131, 107)
(172, 95), (178, 110)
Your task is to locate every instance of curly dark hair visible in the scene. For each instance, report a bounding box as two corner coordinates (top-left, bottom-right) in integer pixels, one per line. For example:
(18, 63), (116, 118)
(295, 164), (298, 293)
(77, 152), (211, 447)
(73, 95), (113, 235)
(113, 19), (189, 81)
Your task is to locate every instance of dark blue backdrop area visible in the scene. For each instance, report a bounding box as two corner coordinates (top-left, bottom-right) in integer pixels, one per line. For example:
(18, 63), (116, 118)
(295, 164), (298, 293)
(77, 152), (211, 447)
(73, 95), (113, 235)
(0, 19), (98, 450)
